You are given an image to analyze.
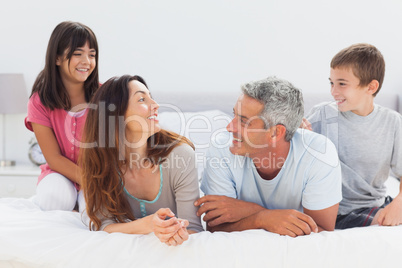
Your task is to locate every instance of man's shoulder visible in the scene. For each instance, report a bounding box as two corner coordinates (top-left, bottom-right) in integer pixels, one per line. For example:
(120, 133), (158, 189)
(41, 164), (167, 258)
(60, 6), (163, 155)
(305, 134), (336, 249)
(293, 128), (331, 144)
(292, 129), (339, 168)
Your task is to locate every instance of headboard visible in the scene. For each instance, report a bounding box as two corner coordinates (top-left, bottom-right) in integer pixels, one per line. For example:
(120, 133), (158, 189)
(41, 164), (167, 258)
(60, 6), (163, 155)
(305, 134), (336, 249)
(153, 91), (238, 115)
(153, 90), (401, 115)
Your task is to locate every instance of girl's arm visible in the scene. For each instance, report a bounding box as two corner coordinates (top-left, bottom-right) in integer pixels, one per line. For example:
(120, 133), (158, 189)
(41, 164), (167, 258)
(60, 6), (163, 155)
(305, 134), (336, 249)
(32, 123), (82, 184)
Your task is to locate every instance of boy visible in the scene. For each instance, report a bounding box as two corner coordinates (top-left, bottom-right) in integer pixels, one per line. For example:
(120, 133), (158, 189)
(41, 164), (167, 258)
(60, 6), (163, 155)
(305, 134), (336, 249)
(307, 43), (402, 229)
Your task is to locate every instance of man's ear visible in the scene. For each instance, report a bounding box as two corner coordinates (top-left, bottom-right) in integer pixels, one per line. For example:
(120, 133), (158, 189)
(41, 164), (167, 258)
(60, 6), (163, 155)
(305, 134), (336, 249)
(367, 79), (379, 95)
(269, 125), (286, 142)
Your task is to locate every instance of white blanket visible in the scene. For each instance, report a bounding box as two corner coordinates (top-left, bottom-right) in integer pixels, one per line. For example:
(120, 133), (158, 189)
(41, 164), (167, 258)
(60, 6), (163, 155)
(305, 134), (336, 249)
(1, 196), (402, 268)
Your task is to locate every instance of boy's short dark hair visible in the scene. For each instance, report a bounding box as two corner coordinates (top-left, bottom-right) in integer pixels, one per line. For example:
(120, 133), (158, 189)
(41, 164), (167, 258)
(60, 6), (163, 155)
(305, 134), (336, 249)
(331, 43), (385, 96)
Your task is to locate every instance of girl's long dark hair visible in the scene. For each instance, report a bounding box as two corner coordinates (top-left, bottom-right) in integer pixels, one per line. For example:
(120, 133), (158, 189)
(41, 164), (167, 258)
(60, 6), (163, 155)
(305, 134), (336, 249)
(79, 75), (194, 230)
(31, 21), (99, 110)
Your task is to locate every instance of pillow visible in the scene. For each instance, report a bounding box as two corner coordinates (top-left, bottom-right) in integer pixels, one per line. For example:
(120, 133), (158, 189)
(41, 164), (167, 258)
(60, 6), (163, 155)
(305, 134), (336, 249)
(159, 109), (231, 179)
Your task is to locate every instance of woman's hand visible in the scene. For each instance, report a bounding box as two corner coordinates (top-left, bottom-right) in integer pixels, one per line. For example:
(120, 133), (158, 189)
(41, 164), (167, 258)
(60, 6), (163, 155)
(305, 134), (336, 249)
(151, 208), (183, 244)
(165, 219), (190, 246)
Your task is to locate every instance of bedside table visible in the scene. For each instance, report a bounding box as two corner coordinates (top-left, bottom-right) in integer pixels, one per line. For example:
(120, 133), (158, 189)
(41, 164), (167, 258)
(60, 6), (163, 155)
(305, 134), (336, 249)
(0, 165), (40, 198)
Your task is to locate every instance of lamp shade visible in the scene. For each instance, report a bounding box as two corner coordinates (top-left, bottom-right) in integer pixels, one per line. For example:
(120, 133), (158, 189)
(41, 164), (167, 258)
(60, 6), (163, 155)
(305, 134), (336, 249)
(0, 73), (28, 114)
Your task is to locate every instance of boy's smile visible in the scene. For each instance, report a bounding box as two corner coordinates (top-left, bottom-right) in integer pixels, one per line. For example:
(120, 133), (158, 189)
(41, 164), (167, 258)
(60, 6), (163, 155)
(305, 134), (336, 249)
(329, 67), (376, 116)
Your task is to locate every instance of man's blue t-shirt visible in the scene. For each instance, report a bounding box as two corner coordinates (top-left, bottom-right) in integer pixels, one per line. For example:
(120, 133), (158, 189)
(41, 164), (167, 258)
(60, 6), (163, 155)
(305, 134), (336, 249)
(200, 129), (342, 212)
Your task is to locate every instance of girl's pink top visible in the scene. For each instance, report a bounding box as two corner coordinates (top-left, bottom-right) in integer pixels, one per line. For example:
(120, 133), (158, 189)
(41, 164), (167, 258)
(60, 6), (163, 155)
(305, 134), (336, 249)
(25, 92), (88, 188)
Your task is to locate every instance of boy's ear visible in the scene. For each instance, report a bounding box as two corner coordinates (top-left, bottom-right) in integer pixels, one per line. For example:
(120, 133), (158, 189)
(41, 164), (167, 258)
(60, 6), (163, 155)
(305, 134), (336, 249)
(367, 80), (379, 95)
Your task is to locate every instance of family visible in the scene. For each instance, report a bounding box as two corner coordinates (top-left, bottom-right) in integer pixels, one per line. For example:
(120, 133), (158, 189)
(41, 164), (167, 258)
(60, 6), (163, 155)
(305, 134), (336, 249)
(24, 21), (402, 246)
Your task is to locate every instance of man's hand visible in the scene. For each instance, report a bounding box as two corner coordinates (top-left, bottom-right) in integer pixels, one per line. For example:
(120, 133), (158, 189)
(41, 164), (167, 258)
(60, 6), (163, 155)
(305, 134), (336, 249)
(256, 209), (318, 237)
(377, 195), (402, 226)
(195, 195), (264, 227)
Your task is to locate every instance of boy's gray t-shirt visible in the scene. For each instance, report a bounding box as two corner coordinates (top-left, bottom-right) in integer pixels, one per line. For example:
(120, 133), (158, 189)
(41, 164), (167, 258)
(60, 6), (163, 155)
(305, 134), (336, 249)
(307, 102), (402, 215)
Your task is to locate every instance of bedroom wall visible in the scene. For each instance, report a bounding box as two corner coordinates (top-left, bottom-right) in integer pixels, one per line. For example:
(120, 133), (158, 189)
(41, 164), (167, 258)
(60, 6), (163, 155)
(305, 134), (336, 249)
(1, 0), (402, 165)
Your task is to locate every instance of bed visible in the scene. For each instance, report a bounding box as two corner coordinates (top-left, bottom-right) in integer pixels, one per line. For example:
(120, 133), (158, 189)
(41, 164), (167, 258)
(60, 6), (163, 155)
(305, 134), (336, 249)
(1, 90), (401, 268)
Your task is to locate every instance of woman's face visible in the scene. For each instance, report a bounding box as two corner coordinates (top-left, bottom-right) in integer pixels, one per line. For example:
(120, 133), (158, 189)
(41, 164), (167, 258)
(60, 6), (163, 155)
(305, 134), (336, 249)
(124, 80), (160, 142)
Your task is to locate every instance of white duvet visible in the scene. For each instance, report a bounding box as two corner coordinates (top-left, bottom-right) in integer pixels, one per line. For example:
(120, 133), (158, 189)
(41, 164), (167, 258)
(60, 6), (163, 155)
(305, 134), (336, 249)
(1, 193), (402, 268)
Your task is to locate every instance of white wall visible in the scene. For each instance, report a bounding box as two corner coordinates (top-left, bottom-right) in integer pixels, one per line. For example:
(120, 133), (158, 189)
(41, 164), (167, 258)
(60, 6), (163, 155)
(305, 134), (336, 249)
(1, 0), (402, 164)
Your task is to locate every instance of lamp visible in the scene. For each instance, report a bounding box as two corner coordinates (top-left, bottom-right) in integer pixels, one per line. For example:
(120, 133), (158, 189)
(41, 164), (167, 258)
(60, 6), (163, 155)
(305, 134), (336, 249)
(0, 73), (28, 166)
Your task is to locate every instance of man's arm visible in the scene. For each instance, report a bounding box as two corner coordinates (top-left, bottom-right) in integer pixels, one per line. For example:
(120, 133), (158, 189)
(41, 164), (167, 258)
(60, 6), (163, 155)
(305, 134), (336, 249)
(303, 203), (339, 231)
(195, 195), (265, 226)
(300, 132), (342, 231)
(196, 195), (318, 237)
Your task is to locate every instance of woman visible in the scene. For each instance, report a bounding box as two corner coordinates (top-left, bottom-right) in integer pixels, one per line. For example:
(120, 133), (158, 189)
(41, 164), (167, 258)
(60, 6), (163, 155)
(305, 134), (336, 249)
(80, 75), (203, 246)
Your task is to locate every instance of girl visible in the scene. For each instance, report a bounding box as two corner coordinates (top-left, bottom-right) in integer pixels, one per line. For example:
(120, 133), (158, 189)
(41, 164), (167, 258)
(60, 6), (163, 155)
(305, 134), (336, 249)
(80, 75), (203, 246)
(25, 21), (99, 211)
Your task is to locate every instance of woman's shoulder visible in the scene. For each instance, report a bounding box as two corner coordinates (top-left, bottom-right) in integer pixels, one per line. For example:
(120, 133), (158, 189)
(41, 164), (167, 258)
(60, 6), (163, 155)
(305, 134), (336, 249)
(167, 143), (195, 159)
(162, 143), (196, 174)
(161, 143), (198, 189)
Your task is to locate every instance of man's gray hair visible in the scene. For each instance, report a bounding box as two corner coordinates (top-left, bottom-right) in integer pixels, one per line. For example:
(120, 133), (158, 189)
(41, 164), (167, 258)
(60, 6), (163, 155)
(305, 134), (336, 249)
(241, 76), (304, 141)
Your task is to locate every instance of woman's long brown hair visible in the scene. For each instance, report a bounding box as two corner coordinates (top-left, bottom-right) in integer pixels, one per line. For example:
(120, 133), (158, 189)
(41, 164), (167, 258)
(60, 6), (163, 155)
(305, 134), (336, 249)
(79, 75), (193, 230)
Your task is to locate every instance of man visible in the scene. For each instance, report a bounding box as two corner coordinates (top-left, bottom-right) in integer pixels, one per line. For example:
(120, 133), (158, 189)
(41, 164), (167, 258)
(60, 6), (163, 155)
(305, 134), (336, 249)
(195, 76), (342, 237)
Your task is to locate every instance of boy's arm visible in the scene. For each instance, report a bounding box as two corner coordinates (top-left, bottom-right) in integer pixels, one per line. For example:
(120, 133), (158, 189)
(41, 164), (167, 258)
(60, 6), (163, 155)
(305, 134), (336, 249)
(377, 178), (402, 226)
(380, 115), (402, 226)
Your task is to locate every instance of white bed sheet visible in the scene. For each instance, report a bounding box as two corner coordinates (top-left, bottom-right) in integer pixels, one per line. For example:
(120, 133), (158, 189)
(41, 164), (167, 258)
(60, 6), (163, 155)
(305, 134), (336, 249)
(1, 192), (402, 268)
